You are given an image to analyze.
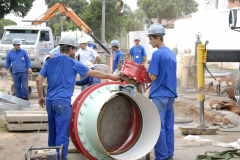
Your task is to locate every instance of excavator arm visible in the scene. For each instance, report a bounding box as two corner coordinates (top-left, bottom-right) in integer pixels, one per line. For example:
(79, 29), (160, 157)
(34, 2), (109, 54)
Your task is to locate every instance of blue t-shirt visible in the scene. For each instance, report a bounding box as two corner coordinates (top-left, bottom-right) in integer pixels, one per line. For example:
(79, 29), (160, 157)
(147, 47), (177, 99)
(113, 50), (124, 72)
(87, 43), (97, 50)
(50, 46), (61, 57)
(40, 55), (89, 102)
(5, 49), (32, 74)
(129, 45), (146, 64)
(76, 76), (101, 86)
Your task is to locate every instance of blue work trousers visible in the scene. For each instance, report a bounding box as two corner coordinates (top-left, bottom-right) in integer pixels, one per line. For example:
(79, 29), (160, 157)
(12, 72), (29, 100)
(152, 96), (175, 160)
(80, 74), (87, 91)
(46, 100), (71, 160)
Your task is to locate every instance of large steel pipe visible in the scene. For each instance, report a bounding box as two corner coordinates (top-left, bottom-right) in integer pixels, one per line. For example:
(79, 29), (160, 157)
(70, 82), (160, 160)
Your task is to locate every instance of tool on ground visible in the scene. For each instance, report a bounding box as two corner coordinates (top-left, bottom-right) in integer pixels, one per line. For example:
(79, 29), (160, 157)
(196, 149), (240, 160)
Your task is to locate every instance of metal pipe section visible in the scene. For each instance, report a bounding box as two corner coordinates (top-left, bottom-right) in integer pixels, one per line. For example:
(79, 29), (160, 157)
(197, 44), (206, 127)
(70, 82), (160, 160)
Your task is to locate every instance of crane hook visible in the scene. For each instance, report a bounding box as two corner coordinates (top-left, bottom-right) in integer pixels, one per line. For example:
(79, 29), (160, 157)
(115, 0), (125, 16)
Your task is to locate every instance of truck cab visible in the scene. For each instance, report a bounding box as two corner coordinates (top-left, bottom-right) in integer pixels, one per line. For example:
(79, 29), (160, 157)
(0, 25), (54, 70)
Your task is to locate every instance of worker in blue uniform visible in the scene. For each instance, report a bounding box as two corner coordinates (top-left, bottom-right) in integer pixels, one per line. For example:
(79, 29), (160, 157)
(75, 61), (101, 88)
(36, 36), (120, 160)
(111, 40), (124, 73)
(4, 38), (32, 100)
(147, 23), (177, 160)
(87, 38), (99, 50)
(129, 36), (147, 65)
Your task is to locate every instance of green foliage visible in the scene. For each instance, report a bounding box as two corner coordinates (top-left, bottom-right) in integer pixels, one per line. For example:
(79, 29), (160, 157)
(0, 19), (17, 32)
(0, 0), (35, 19)
(137, 0), (199, 23)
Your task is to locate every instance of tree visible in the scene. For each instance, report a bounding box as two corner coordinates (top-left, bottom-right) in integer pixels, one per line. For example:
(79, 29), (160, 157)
(80, 0), (126, 42)
(0, 19), (17, 32)
(0, 0), (35, 19)
(137, 0), (198, 23)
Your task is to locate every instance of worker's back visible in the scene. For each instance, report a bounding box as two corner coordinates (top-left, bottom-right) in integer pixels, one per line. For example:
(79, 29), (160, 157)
(40, 55), (89, 102)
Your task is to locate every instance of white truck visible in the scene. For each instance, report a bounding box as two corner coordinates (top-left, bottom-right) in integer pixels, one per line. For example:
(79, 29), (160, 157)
(0, 25), (55, 71)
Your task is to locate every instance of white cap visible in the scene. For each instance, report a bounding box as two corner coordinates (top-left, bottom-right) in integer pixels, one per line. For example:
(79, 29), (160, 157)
(13, 38), (21, 44)
(78, 38), (88, 44)
(134, 36), (140, 41)
(84, 61), (94, 69)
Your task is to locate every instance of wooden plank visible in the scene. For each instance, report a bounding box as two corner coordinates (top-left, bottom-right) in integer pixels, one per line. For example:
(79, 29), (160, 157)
(7, 123), (48, 131)
(6, 114), (48, 122)
(5, 111), (47, 115)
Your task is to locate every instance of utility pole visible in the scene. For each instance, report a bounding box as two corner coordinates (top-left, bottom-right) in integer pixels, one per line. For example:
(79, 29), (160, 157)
(157, 0), (162, 24)
(101, 0), (106, 43)
(60, 0), (63, 32)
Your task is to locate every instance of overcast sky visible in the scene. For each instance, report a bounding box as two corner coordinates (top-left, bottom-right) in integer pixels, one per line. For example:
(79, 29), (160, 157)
(5, 0), (202, 25)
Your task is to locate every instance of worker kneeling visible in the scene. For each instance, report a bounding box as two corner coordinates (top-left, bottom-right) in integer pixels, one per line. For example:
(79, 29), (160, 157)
(36, 36), (120, 160)
(75, 61), (101, 88)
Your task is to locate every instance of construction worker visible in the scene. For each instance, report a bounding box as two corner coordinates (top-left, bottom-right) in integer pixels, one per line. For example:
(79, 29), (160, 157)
(111, 40), (124, 73)
(147, 23), (177, 160)
(4, 38), (32, 100)
(129, 36), (147, 65)
(75, 38), (100, 91)
(87, 38), (99, 50)
(75, 61), (101, 88)
(36, 36), (120, 160)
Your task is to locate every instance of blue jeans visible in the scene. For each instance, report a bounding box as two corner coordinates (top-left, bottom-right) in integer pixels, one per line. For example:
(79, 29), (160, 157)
(152, 97), (175, 160)
(12, 72), (29, 100)
(46, 100), (71, 160)
(80, 74), (87, 91)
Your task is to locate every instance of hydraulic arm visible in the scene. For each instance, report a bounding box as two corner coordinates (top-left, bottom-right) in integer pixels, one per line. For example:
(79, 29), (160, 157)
(34, 2), (110, 54)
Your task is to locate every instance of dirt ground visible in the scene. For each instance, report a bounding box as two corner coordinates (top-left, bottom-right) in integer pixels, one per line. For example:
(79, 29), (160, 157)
(0, 72), (240, 160)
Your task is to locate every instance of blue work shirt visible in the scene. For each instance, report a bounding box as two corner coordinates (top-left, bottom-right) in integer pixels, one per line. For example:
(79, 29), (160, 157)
(129, 45), (146, 64)
(50, 46), (61, 57)
(76, 76), (101, 86)
(113, 50), (124, 72)
(40, 55), (89, 103)
(5, 49), (32, 74)
(87, 43), (97, 50)
(147, 47), (177, 99)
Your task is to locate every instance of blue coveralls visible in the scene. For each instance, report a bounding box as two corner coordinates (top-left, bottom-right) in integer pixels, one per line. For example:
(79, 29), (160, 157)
(129, 45), (146, 64)
(75, 75), (101, 88)
(40, 55), (89, 160)
(5, 49), (31, 100)
(147, 47), (177, 160)
(112, 50), (124, 72)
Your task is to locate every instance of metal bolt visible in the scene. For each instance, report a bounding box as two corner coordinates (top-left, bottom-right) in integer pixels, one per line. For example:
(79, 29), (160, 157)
(73, 109), (76, 113)
(84, 101), (88, 106)
(78, 130), (83, 135)
(77, 101), (80, 105)
(81, 139), (86, 144)
(94, 153), (99, 158)
(90, 94), (94, 98)
(134, 77), (137, 80)
(87, 147), (92, 152)
(80, 110), (84, 115)
(78, 120), (83, 125)
(72, 119), (74, 122)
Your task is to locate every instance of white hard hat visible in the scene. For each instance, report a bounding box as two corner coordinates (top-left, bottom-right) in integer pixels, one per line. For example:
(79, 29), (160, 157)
(134, 36), (140, 41)
(147, 23), (166, 36)
(78, 38), (88, 44)
(110, 40), (119, 47)
(84, 61), (94, 69)
(59, 36), (77, 48)
(13, 38), (21, 45)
